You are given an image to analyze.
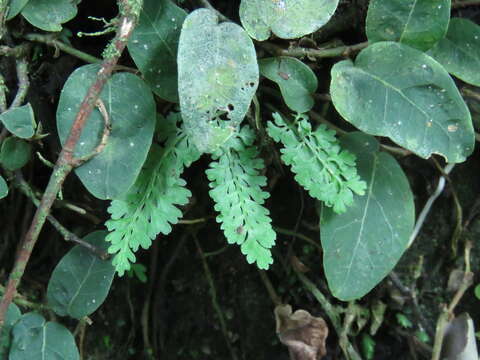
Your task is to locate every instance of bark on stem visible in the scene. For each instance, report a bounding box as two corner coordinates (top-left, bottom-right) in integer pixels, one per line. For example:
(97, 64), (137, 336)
(0, 0), (143, 329)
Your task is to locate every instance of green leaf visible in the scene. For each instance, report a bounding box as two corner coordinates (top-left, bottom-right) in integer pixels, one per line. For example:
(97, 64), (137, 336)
(128, 0), (186, 102)
(57, 64), (156, 200)
(6, 0), (29, 20)
(267, 113), (366, 214)
(396, 313), (413, 328)
(206, 126), (276, 269)
(0, 137), (31, 171)
(0, 103), (35, 139)
(9, 313), (79, 360)
(428, 18), (480, 87)
(105, 115), (200, 275)
(21, 0), (78, 32)
(366, 0), (451, 51)
(178, 8), (259, 153)
(361, 333), (376, 360)
(259, 56), (317, 113)
(320, 133), (415, 301)
(0, 304), (21, 359)
(46, 231), (115, 319)
(239, 0), (339, 41)
(475, 284), (480, 300)
(0, 175), (7, 199)
(330, 41), (474, 163)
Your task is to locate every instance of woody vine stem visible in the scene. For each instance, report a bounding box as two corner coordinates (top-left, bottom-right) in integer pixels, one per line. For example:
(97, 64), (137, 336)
(0, 0), (144, 330)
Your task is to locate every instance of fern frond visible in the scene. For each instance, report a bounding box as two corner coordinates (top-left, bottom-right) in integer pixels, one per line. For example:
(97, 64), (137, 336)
(206, 127), (276, 269)
(267, 113), (366, 214)
(105, 117), (200, 275)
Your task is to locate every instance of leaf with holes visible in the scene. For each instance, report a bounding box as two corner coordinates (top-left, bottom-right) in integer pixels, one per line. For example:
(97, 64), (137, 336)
(178, 9), (259, 153)
(21, 0), (78, 32)
(240, 0), (339, 41)
(0, 103), (36, 139)
(260, 57), (318, 113)
(428, 18), (480, 87)
(366, 0), (451, 51)
(128, 0), (186, 102)
(9, 313), (79, 360)
(57, 64), (156, 200)
(320, 132), (415, 301)
(330, 42), (474, 163)
(47, 231), (115, 319)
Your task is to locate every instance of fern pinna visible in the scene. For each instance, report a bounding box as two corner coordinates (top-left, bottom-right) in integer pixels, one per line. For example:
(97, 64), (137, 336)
(267, 113), (366, 214)
(206, 127), (276, 269)
(105, 115), (199, 275)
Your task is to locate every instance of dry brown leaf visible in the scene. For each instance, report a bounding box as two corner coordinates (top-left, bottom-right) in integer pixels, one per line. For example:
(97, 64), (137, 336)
(274, 304), (329, 360)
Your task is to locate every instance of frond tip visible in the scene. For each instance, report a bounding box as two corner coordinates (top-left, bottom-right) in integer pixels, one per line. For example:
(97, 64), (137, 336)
(268, 113), (366, 214)
(206, 127), (276, 269)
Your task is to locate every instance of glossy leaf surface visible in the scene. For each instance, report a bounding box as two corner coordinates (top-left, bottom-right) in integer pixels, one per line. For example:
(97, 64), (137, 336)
(320, 133), (415, 301)
(330, 42), (474, 163)
(0, 137), (31, 171)
(0, 103), (35, 139)
(128, 0), (186, 102)
(10, 313), (79, 360)
(57, 64), (156, 199)
(366, 0), (450, 51)
(21, 0), (77, 32)
(259, 57), (318, 113)
(428, 18), (480, 87)
(178, 9), (259, 153)
(47, 231), (115, 319)
(240, 0), (339, 41)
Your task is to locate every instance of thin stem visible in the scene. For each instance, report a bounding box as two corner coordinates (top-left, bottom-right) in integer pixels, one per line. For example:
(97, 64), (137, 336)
(14, 172), (108, 259)
(261, 41), (369, 58)
(11, 58), (29, 108)
(24, 33), (101, 64)
(198, 0), (229, 22)
(257, 269), (282, 306)
(0, 0), (143, 330)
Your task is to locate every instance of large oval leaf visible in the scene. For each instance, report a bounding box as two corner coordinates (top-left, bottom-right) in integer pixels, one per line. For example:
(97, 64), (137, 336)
(366, 0), (450, 51)
(239, 0), (339, 41)
(0, 103), (35, 139)
(47, 231), (115, 319)
(128, 0), (186, 102)
(178, 9), (259, 153)
(57, 64), (156, 199)
(10, 313), (79, 360)
(428, 18), (480, 87)
(320, 133), (415, 301)
(330, 42), (474, 163)
(259, 57), (318, 113)
(21, 0), (77, 32)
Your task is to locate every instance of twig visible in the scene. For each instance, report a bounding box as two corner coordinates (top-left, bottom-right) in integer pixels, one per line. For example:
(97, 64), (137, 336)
(0, 44), (30, 58)
(0, 0), (6, 40)
(274, 226), (322, 251)
(431, 242), (474, 360)
(261, 41), (369, 59)
(0, 74), (7, 113)
(0, 0), (143, 330)
(0, 285), (46, 311)
(408, 163), (455, 248)
(296, 272), (362, 360)
(24, 33), (101, 64)
(11, 58), (29, 108)
(194, 234), (239, 360)
(13, 171), (109, 259)
(258, 269), (282, 306)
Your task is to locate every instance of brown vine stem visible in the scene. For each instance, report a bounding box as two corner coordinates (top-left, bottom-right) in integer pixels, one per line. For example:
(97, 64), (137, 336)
(261, 41), (369, 59)
(0, 0), (143, 330)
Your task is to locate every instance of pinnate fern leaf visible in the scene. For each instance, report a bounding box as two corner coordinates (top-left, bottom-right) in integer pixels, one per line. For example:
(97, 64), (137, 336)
(105, 117), (200, 275)
(206, 127), (276, 269)
(267, 113), (366, 213)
